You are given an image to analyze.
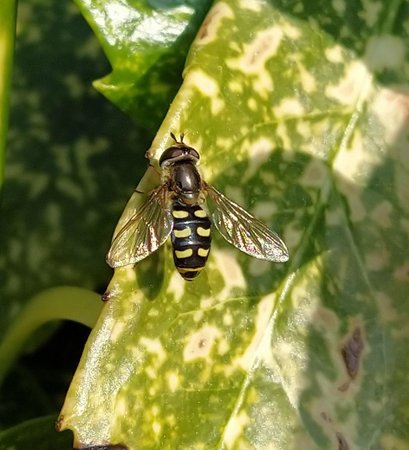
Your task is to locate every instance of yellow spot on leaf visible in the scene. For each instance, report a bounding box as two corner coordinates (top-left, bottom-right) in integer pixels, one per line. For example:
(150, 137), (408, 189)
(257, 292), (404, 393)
(228, 80), (243, 93)
(215, 249), (246, 296)
(167, 371), (180, 392)
(325, 44), (344, 63)
(299, 64), (317, 93)
(239, 0), (262, 12)
(146, 366), (156, 379)
(227, 27), (283, 97)
(282, 23), (301, 39)
(223, 411), (249, 449)
(167, 271), (185, 302)
(218, 338), (230, 355)
(239, 294), (275, 369)
(241, 27), (283, 70)
(115, 397), (127, 416)
(110, 321), (125, 342)
(223, 312), (233, 326)
(246, 137), (274, 179)
(274, 97), (305, 116)
(187, 69), (224, 114)
(152, 421), (161, 435)
(247, 97), (258, 111)
(139, 337), (166, 365)
(326, 61), (371, 106)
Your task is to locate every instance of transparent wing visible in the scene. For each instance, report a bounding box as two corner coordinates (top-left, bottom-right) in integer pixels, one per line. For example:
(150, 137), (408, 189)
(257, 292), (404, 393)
(106, 185), (173, 267)
(204, 182), (289, 262)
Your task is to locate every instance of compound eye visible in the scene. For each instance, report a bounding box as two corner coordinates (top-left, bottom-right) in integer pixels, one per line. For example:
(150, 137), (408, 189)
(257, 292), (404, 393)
(190, 148), (200, 160)
(159, 147), (184, 166)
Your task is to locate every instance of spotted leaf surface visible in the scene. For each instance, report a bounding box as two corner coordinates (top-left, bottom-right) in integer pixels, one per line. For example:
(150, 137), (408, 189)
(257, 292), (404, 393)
(77, 0), (212, 130)
(60, 0), (409, 449)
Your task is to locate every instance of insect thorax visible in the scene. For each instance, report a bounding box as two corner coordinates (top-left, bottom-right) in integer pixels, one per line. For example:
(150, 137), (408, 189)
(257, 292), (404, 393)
(168, 161), (202, 205)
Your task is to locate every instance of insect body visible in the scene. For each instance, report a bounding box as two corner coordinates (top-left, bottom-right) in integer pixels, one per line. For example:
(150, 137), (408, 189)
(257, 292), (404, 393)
(171, 202), (211, 280)
(106, 133), (289, 280)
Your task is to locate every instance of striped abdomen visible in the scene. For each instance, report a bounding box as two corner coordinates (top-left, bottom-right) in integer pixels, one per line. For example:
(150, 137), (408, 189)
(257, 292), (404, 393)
(171, 201), (211, 280)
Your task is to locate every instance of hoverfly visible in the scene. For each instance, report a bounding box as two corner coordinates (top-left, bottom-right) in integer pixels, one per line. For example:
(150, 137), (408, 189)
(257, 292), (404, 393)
(106, 133), (289, 280)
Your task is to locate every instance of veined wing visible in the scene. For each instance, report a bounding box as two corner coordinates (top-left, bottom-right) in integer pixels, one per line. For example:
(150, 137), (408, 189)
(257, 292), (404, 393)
(204, 182), (289, 262)
(106, 185), (173, 267)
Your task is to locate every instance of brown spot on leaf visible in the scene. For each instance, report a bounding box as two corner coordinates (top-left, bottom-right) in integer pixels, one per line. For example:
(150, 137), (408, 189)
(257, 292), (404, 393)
(336, 432), (350, 450)
(320, 411), (332, 423)
(341, 326), (364, 379)
(55, 415), (64, 431)
(199, 20), (210, 39)
(249, 35), (274, 65)
(337, 381), (350, 392)
(198, 6), (224, 41)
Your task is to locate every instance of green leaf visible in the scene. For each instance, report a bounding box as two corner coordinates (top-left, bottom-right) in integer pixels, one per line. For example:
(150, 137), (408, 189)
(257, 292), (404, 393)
(0, 415), (72, 450)
(0, 0), (208, 345)
(78, 0), (212, 130)
(0, 0), (17, 189)
(0, 0), (147, 343)
(0, 287), (102, 384)
(0, 0), (135, 429)
(60, 0), (409, 449)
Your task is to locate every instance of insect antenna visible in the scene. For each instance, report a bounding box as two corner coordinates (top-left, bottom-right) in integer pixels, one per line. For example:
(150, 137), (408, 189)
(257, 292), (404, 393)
(170, 132), (185, 144)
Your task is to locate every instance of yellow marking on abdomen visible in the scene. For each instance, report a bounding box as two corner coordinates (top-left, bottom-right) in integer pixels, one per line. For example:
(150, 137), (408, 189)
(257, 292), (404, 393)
(194, 209), (207, 218)
(179, 267), (202, 273)
(175, 248), (193, 258)
(172, 210), (189, 219)
(174, 227), (192, 238)
(197, 227), (211, 237)
(198, 248), (210, 257)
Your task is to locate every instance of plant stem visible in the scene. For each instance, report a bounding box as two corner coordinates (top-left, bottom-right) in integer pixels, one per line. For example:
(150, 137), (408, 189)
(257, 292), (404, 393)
(0, 0), (17, 193)
(0, 286), (102, 385)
